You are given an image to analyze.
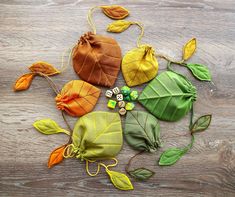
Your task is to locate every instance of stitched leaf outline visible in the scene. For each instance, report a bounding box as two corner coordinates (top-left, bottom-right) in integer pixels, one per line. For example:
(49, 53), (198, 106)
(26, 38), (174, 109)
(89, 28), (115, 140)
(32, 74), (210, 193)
(124, 111), (161, 152)
(159, 148), (186, 166)
(129, 168), (155, 181)
(29, 61), (60, 76)
(138, 71), (197, 121)
(186, 63), (211, 81)
(48, 144), (66, 168)
(106, 169), (134, 190)
(107, 20), (133, 33)
(122, 45), (158, 87)
(33, 119), (70, 135)
(183, 38), (196, 61)
(101, 5), (129, 19)
(55, 80), (101, 117)
(72, 112), (123, 160)
(13, 73), (35, 91)
(191, 114), (212, 133)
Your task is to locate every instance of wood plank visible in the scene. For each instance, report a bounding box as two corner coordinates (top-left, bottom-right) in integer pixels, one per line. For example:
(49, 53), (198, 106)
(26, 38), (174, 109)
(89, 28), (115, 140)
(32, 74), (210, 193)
(0, 0), (234, 196)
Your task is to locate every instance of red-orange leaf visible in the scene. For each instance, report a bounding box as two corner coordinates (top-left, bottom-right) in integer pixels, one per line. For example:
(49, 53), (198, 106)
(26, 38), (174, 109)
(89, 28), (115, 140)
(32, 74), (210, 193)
(13, 73), (35, 91)
(48, 144), (66, 168)
(55, 80), (101, 117)
(29, 61), (60, 76)
(101, 5), (129, 19)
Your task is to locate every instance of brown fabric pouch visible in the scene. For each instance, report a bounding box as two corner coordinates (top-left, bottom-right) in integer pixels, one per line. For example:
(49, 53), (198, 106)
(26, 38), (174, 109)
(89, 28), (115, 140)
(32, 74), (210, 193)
(72, 32), (122, 87)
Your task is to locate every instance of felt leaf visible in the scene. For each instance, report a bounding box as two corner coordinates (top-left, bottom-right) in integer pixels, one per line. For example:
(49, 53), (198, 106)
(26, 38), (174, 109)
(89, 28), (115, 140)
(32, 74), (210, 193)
(122, 45), (158, 87)
(191, 114), (212, 133)
(129, 168), (154, 181)
(186, 63), (211, 81)
(124, 111), (161, 152)
(107, 20), (133, 33)
(48, 144), (66, 168)
(33, 119), (70, 135)
(159, 148), (186, 166)
(72, 112), (123, 160)
(138, 71), (197, 121)
(13, 73), (35, 91)
(72, 32), (122, 87)
(101, 5), (129, 19)
(106, 169), (134, 190)
(183, 38), (196, 60)
(29, 61), (60, 76)
(55, 80), (101, 117)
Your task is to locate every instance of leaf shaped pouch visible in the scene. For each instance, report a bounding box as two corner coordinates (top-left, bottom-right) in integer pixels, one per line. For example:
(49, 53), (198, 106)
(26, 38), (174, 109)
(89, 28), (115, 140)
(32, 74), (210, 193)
(139, 71), (197, 121)
(122, 45), (158, 87)
(68, 111), (123, 160)
(124, 111), (161, 152)
(55, 80), (101, 117)
(72, 32), (122, 87)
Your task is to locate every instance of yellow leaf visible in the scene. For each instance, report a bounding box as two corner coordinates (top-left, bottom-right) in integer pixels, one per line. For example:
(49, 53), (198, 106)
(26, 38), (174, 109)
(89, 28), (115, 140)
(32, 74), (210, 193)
(48, 144), (66, 168)
(107, 20), (133, 33)
(122, 45), (158, 87)
(13, 73), (35, 91)
(101, 5), (129, 19)
(183, 38), (197, 61)
(106, 169), (134, 190)
(29, 61), (60, 76)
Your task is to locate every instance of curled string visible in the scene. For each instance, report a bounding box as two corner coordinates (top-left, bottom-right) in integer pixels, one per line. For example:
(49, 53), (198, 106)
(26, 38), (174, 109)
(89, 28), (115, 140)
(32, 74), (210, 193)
(85, 158), (118, 176)
(133, 22), (144, 47)
(87, 6), (100, 34)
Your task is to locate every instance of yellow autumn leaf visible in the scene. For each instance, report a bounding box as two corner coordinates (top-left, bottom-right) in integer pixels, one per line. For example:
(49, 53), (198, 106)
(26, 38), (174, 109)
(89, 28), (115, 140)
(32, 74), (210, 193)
(183, 38), (197, 61)
(107, 20), (133, 33)
(122, 45), (158, 87)
(106, 169), (134, 190)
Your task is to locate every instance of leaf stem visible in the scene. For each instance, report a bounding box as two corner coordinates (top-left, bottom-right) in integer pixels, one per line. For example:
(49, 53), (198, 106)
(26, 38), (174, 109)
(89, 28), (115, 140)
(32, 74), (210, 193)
(125, 150), (144, 174)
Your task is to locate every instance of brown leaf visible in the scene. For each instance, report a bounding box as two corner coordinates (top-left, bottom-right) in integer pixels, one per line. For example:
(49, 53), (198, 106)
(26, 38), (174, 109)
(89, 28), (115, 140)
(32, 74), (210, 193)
(55, 80), (101, 117)
(48, 144), (66, 168)
(101, 5), (129, 19)
(29, 61), (60, 76)
(13, 73), (35, 91)
(72, 32), (122, 87)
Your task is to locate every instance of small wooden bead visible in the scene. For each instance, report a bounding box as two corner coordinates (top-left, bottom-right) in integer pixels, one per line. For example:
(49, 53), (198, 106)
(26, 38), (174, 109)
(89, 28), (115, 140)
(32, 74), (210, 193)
(119, 108), (127, 115)
(116, 93), (123, 101)
(118, 101), (126, 108)
(112, 87), (120, 95)
(105, 90), (113, 98)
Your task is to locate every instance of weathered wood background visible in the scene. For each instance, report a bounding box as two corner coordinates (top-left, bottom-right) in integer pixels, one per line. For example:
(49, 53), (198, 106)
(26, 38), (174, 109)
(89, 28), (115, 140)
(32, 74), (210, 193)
(0, 0), (235, 196)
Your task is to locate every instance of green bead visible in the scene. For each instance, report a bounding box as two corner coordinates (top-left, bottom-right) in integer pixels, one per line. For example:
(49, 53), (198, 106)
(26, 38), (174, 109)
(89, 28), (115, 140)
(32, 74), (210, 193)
(125, 102), (135, 111)
(107, 99), (117, 109)
(123, 95), (131, 101)
(121, 86), (131, 96)
(130, 90), (138, 101)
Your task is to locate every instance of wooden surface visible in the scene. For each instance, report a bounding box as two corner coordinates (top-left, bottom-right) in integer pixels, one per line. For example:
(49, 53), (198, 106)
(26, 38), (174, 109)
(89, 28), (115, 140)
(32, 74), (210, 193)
(0, 0), (235, 196)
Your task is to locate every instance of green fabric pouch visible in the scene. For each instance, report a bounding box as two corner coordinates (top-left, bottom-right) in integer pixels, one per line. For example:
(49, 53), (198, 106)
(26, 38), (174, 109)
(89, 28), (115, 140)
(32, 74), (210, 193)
(138, 71), (197, 121)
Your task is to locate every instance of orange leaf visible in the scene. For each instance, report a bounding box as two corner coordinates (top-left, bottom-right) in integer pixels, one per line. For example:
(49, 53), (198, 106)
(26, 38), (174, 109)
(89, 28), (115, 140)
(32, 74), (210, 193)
(29, 61), (60, 76)
(55, 80), (101, 117)
(48, 144), (66, 168)
(13, 73), (35, 91)
(101, 5), (129, 19)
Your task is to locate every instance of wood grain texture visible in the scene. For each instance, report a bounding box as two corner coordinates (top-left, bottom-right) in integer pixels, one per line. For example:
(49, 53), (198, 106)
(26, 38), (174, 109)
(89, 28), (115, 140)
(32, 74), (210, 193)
(0, 0), (235, 196)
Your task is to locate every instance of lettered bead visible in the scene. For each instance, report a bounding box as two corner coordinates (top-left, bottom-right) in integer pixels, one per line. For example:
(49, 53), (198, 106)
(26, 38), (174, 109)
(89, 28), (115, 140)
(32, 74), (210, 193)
(116, 94), (123, 101)
(119, 108), (127, 115)
(112, 87), (120, 95)
(105, 90), (113, 98)
(118, 101), (126, 108)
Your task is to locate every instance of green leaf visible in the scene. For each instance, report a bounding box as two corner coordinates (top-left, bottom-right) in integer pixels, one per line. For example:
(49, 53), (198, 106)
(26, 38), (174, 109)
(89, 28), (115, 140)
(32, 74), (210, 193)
(159, 148), (186, 166)
(72, 112), (123, 160)
(129, 168), (154, 181)
(186, 63), (211, 81)
(138, 71), (197, 122)
(33, 119), (70, 135)
(191, 114), (212, 133)
(124, 111), (161, 152)
(106, 169), (134, 190)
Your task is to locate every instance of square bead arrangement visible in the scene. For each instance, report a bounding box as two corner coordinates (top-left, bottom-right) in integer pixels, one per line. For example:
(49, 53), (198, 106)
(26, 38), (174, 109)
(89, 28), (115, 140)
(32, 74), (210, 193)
(105, 86), (138, 115)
